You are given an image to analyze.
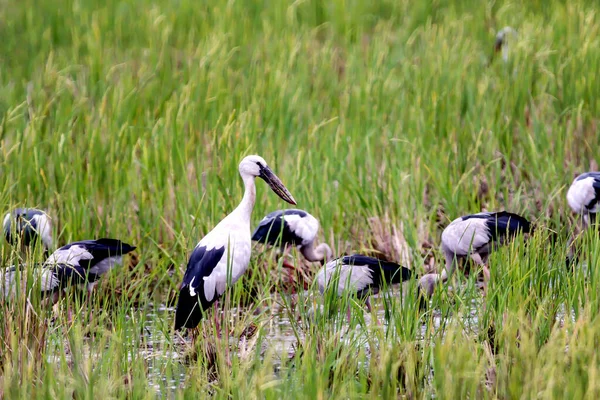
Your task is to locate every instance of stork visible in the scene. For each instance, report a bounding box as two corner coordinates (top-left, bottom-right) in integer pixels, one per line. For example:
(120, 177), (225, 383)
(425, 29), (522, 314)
(175, 155), (296, 331)
(566, 172), (600, 268)
(315, 254), (412, 323)
(1, 238), (135, 305)
(43, 238), (137, 298)
(252, 209), (333, 275)
(567, 172), (600, 230)
(493, 27), (517, 63)
(418, 211), (532, 299)
(3, 208), (53, 255)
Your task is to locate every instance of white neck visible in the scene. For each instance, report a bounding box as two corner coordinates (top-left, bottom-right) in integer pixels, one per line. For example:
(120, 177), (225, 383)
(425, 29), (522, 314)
(301, 242), (332, 262)
(231, 173), (256, 223)
(442, 245), (456, 280)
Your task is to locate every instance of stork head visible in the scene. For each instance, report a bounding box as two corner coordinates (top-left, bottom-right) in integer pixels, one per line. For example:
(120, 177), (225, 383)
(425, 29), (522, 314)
(239, 155), (297, 205)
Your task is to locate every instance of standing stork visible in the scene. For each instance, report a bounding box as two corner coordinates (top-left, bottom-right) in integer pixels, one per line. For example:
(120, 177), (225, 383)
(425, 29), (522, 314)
(418, 211), (532, 298)
(3, 208), (53, 255)
(252, 209), (333, 274)
(493, 27), (517, 63)
(316, 254), (412, 323)
(175, 155), (296, 331)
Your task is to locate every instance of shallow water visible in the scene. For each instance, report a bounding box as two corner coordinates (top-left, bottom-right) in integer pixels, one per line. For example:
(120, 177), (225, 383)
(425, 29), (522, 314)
(45, 277), (577, 397)
(139, 284), (447, 394)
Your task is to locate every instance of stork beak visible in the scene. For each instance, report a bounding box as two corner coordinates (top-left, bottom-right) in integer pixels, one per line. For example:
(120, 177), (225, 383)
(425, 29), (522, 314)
(259, 166), (297, 205)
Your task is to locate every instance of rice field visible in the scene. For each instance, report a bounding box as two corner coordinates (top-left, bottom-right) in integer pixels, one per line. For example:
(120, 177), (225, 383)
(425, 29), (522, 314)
(1, 0), (600, 397)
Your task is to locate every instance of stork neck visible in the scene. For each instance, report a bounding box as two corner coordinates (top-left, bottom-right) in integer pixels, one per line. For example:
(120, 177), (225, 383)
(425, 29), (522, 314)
(442, 245), (456, 280)
(234, 173), (256, 222)
(300, 242), (331, 262)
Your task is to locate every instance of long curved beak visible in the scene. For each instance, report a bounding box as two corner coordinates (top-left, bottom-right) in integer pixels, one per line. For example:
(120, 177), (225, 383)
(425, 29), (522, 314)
(259, 166), (297, 205)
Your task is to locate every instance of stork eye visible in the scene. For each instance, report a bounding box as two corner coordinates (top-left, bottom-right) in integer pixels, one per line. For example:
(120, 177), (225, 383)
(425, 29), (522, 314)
(256, 161), (264, 168)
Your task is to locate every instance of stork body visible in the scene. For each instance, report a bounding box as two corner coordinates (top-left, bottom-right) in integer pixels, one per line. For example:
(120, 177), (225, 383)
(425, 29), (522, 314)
(565, 172), (600, 269)
(1, 238), (135, 302)
(252, 209), (332, 265)
(3, 208), (53, 254)
(175, 155), (296, 331)
(567, 172), (600, 229)
(316, 254), (412, 321)
(44, 238), (137, 294)
(419, 211), (531, 298)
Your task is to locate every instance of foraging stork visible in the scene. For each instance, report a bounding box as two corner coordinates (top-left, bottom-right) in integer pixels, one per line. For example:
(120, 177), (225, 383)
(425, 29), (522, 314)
(418, 211), (532, 298)
(0, 238), (135, 303)
(316, 254), (412, 322)
(567, 172), (600, 229)
(175, 155), (296, 331)
(3, 208), (53, 255)
(252, 209), (333, 272)
(43, 238), (137, 296)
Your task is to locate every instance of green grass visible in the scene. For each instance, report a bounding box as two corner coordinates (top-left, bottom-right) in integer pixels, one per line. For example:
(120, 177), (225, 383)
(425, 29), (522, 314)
(1, 0), (600, 397)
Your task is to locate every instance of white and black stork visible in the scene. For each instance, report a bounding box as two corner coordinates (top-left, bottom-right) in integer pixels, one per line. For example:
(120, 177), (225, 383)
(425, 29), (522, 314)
(567, 172), (600, 229)
(175, 155), (296, 331)
(316, 254), (412, 322)
(1, 238), (136, 301)
(566, 172), (600, 268)
(3, 208), (53, 255)
(418, 211), (532, 298)
(43, 238), (137, 297)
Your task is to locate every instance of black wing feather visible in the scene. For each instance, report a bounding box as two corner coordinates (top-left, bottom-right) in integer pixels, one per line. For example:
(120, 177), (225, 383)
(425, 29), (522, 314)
(589, 177), (600, 210)
(483, 212), (531, 241)
(251, 209), (308, 246)
(342, 254), (412, 292)
(175, 245), (225, 330)
(51, 263), (92, 288)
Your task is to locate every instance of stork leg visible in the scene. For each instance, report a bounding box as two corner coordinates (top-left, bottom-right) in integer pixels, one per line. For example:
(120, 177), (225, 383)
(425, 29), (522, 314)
(213, 301), (221, 337)
(282, 260), (296, 286)
(346, 306), (352, 324)
(86, 283), (97, 323)
(212, 300), (232, 367)
(470, 253), (489, 295)
(365, 298), (381, 326)
(88, 288), (93, 316)
(281, 245), (297, 286)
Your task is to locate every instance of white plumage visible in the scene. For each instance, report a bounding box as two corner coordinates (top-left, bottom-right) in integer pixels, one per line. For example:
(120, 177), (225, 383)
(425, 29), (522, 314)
(316, 261), (374, 296)
(567, 172), (600, 229)
(0, 265), (59, 300)
(45, 245), (94, 267)
(281, 213), (319, 247)
(441, 215), (491, 256)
